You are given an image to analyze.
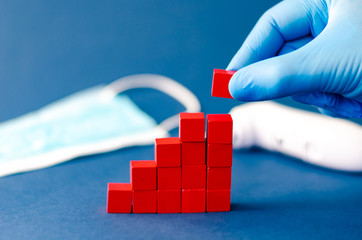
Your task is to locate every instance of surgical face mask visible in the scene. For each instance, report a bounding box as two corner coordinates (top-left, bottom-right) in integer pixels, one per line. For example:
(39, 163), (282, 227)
(0, 74), (200, 177)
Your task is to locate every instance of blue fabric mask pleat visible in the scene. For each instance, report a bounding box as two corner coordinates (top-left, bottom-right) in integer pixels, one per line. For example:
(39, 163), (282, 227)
(0, 85), (166, 176)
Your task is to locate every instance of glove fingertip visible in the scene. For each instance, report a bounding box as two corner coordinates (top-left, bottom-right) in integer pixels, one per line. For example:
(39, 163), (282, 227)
(228, 71), (243, 100)
(228, 69), (265, 102)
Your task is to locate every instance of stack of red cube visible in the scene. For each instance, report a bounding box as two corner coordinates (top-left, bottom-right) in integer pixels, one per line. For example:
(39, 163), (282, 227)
(107, 112), (233, 213)
(206, 114), (233, 212)
(155, 137), (182, 213)
(180, 113), (207, 213)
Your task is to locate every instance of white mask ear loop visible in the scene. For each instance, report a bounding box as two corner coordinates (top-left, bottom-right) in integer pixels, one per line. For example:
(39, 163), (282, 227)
(103, 74), (201, 132)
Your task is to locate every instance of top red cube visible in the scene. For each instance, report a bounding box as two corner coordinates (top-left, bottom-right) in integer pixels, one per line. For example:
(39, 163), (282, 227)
(211, 69), (236, 99)
(179, 113), (205, 142)
(130, 160), (157, 190)
(207, 114), (233, 144)
(155, 137), (181, 167)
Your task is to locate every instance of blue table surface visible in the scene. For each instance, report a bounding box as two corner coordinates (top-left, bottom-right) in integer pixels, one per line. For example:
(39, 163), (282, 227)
(0, 1), (361, 239)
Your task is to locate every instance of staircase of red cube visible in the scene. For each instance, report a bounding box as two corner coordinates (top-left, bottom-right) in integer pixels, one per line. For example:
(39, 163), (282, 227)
(107, 112), (232, 213)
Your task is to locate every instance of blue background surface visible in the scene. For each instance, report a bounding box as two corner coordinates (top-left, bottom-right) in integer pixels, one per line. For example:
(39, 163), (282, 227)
(0, 0), (361, 239)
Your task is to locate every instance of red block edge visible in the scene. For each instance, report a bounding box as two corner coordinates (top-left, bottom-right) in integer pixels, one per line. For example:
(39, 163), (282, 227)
(107, 183), (132, 213)
(211, 69), (236, 99)
(206, 189), (231, 212)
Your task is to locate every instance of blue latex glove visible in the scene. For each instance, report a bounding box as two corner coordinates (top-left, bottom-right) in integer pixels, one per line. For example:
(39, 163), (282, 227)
(227, 0), (362, 118)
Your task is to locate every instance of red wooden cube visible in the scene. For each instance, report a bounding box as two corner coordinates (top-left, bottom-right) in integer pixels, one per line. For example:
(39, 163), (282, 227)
(157, 167), (181, 190)
(133, 190), (157, 213)
(157, 190), (181, 213)
(130, 160), (157, 190)
(206, 143), (233, 167)
(181, 165), (206, 189)
(206, 189), (231, 212)
(181, 141), (205, 165)
(182, 189), (206, 213)
(207, 114), (233, 144)
(155, 137), (181, 167)
(179, 113), (205, 142)
(211, 69), (236, 99)
(107, 183), (132, 213)
(207, 167), (232, 190)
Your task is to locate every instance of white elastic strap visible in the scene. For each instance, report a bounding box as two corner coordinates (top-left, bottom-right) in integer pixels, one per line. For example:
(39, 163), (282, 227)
(104, 74), (201, 132)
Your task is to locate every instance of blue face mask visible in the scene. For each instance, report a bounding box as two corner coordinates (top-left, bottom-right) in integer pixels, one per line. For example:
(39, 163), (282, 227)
(0, 74), (200, 177)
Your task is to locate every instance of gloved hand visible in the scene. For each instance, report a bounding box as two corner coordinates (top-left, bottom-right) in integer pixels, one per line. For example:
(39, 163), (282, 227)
(227, 0), (362, 118)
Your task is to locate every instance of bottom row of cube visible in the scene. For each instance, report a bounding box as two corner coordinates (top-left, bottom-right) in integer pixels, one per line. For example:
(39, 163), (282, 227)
(107, 183), (231, 213)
